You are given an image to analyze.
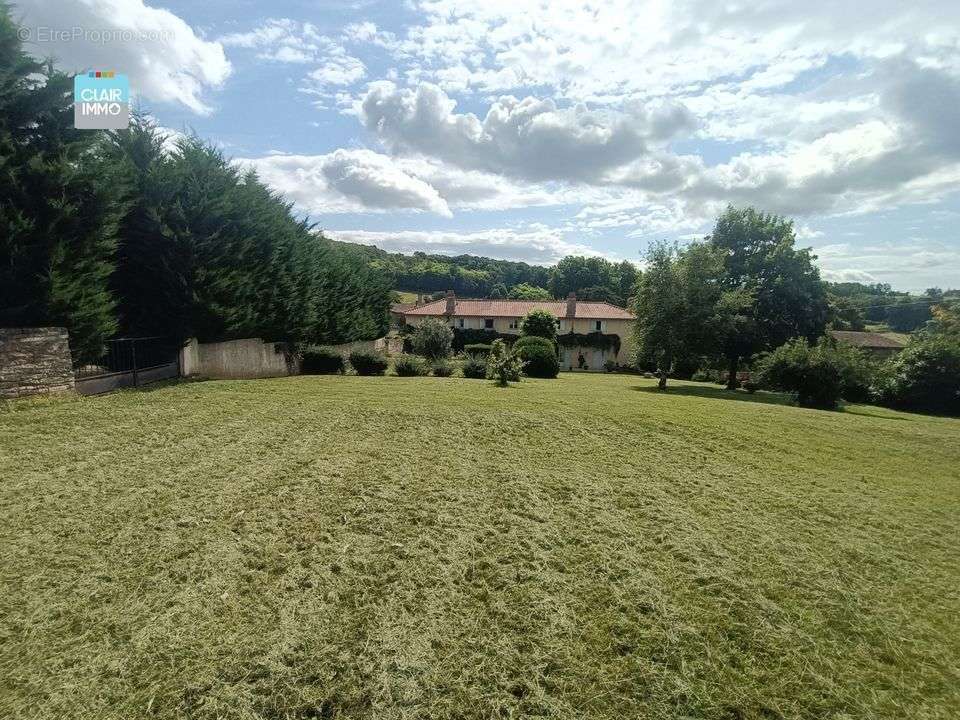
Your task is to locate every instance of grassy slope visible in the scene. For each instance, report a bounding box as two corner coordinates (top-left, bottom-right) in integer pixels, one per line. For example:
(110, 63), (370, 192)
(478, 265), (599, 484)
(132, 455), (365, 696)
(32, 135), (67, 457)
(1, 375), (958, 720)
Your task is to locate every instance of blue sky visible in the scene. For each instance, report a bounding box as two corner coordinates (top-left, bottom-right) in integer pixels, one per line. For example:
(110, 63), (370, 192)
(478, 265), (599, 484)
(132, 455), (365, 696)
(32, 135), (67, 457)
(18, 0), (960, 290)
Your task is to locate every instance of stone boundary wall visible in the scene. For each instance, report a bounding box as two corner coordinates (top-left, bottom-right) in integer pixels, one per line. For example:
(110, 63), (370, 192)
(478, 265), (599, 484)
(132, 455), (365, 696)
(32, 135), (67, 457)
(180, 338), (299, 379)
(0, 327), (75, 398)
(328, 335), (403, 357)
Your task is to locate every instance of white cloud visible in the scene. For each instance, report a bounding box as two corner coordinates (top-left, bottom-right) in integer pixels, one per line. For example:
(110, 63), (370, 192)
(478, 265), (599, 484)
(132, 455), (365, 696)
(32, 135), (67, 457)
(18, 0), (231, 114)
(237, 149), (597, 216)
(812, 239), (960, 291)
(360, 81), (694, 182)
(220, 19), (366, 92)
(239, 149), (451, 216)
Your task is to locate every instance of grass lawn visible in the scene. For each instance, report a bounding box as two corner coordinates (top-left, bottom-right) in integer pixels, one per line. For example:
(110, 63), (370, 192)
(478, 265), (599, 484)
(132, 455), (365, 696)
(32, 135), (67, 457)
(2, 374), (958, 719)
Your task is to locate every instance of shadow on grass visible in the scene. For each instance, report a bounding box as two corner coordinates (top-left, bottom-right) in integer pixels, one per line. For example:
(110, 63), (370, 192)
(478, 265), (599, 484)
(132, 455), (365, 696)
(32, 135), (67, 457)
(633, 383), (924, 421)
(840, 405), (915, 422)
(631, 383), (795, 407)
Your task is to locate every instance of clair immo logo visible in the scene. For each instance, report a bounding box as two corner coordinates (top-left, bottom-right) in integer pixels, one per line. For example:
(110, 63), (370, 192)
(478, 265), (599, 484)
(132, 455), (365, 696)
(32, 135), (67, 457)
(74, 71), (129, 130)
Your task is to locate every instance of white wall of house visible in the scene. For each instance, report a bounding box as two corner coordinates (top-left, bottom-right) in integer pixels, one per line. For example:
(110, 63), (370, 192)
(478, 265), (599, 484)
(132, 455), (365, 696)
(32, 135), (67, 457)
(405, 314), (635, 368)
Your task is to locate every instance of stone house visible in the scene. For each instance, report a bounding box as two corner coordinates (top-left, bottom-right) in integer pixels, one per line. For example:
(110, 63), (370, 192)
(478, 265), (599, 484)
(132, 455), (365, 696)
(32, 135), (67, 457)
(399, 291), (636, 371)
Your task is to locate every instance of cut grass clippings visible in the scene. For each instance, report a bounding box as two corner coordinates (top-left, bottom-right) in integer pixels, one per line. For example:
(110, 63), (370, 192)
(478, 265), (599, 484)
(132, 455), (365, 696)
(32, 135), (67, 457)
(1, 374), (958, 719)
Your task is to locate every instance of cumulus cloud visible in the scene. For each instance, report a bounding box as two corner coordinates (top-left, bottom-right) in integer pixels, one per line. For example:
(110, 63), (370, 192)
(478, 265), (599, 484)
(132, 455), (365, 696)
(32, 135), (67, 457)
(360, 82), (695, 182)
(238, 149), (595, 216)
(220, 19), (365, 92)
(18, 0), (231, 114)
(239, 149), (451, 216)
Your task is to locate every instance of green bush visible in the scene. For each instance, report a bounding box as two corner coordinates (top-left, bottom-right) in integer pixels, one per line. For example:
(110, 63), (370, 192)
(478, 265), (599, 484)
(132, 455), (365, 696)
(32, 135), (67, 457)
(829, 340), (879, 403)
(520, 344), (560, 378)
(463, 343), (492, 356)
(692, 368), (721, 383)
(513, 336), (559, 379)
(431, 358), (454, 377)
(301, 346), (344, 374)
(393, 353), (429, 377)
(411, 317), (453, 360)
(462, 354), (488, 379)
(349, 350), (388, 376)
(512, 335), (555, 354)
(603, 359), (617, 373)
(452, 329), (514, 351)
(879, 336), (960, 414)
(755, 338), (842, 409)
(521, 310), (558, 341)
(487, 339), (523, 386)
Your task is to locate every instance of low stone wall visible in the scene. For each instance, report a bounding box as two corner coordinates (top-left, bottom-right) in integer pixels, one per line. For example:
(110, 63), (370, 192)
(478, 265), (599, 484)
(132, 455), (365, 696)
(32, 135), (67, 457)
(328, 335), (403, 357)
(181, 338), (299, 379)
(0, 327), (75, 398)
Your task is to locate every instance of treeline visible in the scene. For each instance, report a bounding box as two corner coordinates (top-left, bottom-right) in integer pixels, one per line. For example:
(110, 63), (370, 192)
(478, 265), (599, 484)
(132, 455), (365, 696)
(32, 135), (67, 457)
(826, 282), (957, 332)
(334, 243), (640, 306)
(0, 10), (390, 363)
(635, 207), (960, 413)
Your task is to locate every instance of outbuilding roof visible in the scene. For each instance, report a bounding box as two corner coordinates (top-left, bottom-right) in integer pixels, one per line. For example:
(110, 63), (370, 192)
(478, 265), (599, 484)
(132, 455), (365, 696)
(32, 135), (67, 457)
(829, 330), (906, 349)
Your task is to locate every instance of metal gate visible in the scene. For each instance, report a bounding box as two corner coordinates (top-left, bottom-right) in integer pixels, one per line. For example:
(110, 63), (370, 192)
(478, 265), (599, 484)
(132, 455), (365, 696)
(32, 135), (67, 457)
(75, 336), (181, 395)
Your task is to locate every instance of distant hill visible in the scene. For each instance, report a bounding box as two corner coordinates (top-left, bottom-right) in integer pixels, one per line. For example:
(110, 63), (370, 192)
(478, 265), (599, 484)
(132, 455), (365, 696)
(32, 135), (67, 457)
(329, 239), (639, 306)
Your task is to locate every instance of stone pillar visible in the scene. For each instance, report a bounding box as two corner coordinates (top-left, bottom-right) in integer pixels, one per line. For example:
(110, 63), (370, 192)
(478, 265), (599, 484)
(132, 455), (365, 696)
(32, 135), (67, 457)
(0, 327), (75, 398)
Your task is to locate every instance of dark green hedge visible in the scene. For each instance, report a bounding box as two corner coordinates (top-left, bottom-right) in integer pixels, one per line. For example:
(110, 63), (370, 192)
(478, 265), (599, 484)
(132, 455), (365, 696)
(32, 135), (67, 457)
(557, 331), (621, 355)
(301, 346), (344, 374)
(349, 350), (388, 375)
(452, 328), (516, 351)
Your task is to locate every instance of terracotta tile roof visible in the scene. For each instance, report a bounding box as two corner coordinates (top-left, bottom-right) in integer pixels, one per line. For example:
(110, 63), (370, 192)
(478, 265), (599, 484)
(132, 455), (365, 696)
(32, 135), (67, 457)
(829, 330), (906, 349)
(401, 298), (635, 320)
(390, 302), (416, 314)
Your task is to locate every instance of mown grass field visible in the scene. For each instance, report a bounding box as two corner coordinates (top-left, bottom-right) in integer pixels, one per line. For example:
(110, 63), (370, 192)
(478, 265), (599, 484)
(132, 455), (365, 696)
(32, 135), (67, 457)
(2, 374), (958, 719)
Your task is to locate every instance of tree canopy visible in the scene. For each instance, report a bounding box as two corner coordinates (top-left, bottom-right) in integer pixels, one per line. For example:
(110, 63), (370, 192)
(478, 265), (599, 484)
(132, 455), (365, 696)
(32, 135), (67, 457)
(708, 206), (828, 387)
(0, 5), (391, 363)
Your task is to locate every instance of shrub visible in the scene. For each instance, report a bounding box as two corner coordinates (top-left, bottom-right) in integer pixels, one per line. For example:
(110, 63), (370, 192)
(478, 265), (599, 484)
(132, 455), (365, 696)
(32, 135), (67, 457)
(513, 335), (555, 354)
(879, 336), (960, 414)
(513, 336), (559, 379)
(349, 350), (388, 376)
(432, 358), (454, 377)
(452, 328), (516, 351)
(462, 354), (488, 379)
(830, 340), (879, 403)
(603, 359), (617, 373)
(743, 380), (759, 394)
(411, 317), (454, 360)
(519, 345), (559, 378)
(463, 343), (492, 356)
(521, 310), (558, 341)
(301, 346), (344, 374)
(486, 339), (524, 386)
(755, 338), (842, 409)
(393, 353), (429, 377)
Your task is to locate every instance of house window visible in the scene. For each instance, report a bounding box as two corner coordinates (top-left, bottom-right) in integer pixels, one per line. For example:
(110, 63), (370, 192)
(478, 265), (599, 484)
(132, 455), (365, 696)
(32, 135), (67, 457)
(458, 318), (465, 329)
(508, 318), (520, 330)
(594, 320), (603, 332)
(557, 319), (566, 333)
(484, 318), (495, 329)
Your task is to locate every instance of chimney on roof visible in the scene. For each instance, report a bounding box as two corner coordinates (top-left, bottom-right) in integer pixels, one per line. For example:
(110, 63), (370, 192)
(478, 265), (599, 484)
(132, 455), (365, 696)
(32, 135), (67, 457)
(566, 291), (577, 318)
(445, 289), (456, 315)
